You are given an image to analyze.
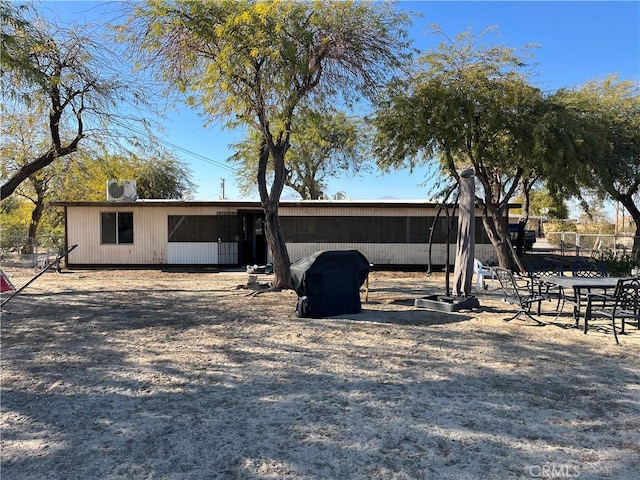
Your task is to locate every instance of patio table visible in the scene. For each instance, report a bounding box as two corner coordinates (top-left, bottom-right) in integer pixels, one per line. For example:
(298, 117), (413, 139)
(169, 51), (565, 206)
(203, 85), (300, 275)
(540, 275), (631, 333)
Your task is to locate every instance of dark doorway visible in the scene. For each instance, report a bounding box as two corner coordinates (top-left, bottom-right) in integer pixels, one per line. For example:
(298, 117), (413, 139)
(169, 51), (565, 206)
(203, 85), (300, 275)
(240, 211), (267, 266)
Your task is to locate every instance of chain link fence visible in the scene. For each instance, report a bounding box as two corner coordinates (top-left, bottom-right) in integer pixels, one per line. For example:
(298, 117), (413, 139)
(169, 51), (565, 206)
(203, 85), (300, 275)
(543, 232), (638, 258)
(0, 234), (66, 269)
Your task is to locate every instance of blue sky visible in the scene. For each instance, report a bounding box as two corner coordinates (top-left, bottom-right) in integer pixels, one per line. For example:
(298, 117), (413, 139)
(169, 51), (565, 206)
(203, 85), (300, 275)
(39, 1), (640, 202)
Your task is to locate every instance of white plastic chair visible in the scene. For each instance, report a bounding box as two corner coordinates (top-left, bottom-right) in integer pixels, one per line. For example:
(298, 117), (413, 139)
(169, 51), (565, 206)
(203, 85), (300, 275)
(474, 259), (496, 290)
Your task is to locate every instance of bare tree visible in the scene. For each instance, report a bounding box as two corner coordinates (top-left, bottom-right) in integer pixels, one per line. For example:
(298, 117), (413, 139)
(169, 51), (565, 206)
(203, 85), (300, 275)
(1, 9), (146, 200)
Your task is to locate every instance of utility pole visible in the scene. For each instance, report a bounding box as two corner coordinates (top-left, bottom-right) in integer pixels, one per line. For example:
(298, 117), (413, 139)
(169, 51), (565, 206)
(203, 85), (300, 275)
(221, 178), (225, 200)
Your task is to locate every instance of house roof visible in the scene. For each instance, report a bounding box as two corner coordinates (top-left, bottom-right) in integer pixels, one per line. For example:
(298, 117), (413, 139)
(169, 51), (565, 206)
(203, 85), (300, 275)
(51, 199), (448, 209)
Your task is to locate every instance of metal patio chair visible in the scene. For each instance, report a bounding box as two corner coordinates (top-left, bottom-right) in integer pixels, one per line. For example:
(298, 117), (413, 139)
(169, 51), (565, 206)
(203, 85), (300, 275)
(556, 260), (609, 319)
(571, 260), (608, 278)
(585, 278), (640, 344)
(494, 267), (546, 324)
(522, 259), (564, 312)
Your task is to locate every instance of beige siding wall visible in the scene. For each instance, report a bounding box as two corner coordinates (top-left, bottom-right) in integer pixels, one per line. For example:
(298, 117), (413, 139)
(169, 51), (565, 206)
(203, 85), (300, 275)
(67, 206), (166, 264)
(65, 203), (496, 266)
(66, 205), (238, 265)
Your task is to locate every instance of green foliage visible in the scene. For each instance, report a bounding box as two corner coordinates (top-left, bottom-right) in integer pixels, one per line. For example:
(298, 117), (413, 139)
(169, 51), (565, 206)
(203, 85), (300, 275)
(0, 142), (194, 246)
(552, 75), (640, 258)
(135, 157), (195, 199)
(123, 0), (412, 286)
(371, 26), (544, 267)
(1, 4), (160, 201)
(527, 188), (569, 219)
(58, 148), (195, 201)
(0, 1), (45, 94)
(528, 95), (596, 201)
(2, 64), (194, 240)
(230, 103), (369, 199)
(124, 0), (411, 130)
(593, 249), (637, 277)
(373, 27), (545, 202)
(0, 196), (31, 250)
(555, 77), (640, 196)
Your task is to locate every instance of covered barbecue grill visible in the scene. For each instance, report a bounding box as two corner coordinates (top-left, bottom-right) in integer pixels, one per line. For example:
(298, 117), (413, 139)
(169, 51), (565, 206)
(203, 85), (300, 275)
(290, 250), (370, 318)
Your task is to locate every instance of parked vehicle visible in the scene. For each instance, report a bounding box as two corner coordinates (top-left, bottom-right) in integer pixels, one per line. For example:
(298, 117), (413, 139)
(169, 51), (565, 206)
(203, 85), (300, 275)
(509, 224), (536, 250)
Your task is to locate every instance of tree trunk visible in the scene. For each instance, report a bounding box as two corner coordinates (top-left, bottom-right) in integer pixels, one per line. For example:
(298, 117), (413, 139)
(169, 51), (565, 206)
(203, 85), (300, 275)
(19, 182), (46, 255)
(263, 203), (291, 289)
(1, 86), (83, 201)
(21, 197), (45, 255)
(481, 207), (515, 270)
(516, 178), (535, 257)
(1, 139), (81, 200)
(618, 196), (640, 261)
(516, 220), (526, 256)
(257, 140), (292, 290)
(27, 197), (45, 241)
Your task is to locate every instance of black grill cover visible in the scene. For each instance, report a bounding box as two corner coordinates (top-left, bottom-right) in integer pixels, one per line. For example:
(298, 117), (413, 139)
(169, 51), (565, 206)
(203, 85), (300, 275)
(290, 250), (370, 318)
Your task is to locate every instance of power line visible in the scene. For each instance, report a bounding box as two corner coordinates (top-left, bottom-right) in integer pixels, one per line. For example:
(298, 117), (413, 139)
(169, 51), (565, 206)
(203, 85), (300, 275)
(111, 120), (239, 173)
(156, 135), (238, 173)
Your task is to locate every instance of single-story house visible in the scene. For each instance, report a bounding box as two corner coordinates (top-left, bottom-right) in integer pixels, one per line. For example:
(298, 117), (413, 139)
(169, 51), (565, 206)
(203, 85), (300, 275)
(52, 199), (505, 269)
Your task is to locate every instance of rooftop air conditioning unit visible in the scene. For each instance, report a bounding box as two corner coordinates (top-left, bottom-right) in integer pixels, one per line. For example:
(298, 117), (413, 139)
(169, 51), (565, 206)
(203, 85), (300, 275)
(333, 191), (347, 200)
(107, 179), (138, 202)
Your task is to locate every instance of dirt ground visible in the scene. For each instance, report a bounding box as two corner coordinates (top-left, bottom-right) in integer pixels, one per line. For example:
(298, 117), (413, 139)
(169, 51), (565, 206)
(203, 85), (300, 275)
(1, 267), (639, 480)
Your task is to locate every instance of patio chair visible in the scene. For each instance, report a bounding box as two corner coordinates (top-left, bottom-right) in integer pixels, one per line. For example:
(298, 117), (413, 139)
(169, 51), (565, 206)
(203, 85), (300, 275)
(473, 258), (496, 290)
(494, 267), (546, 324)
(585, 278), (640, 344)
(557, 260), (609, 319)
(523, 259), (563, 309)
(571, 260), (608, 278)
